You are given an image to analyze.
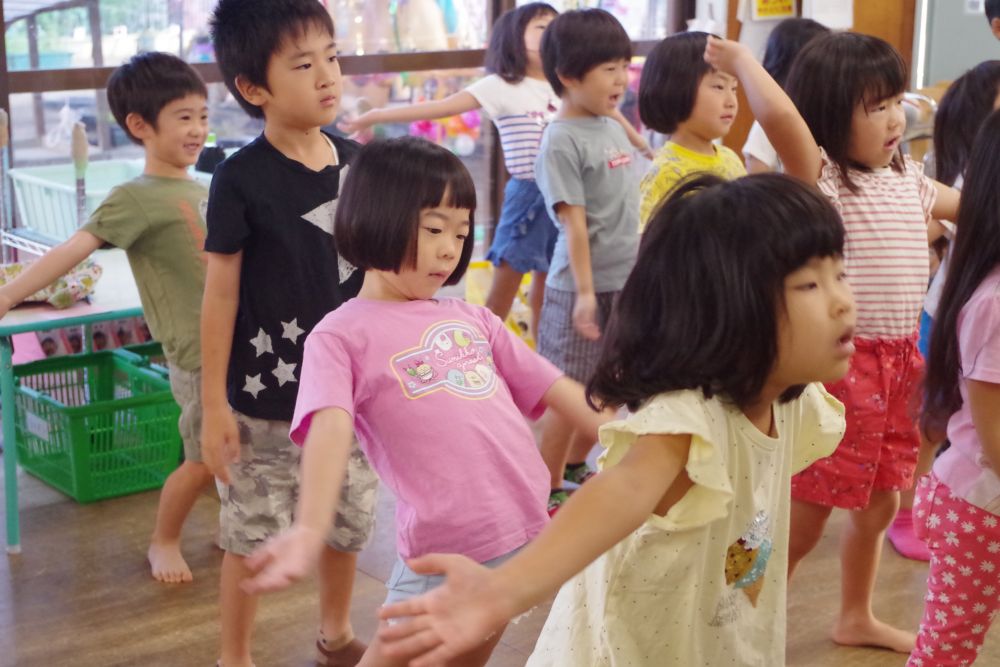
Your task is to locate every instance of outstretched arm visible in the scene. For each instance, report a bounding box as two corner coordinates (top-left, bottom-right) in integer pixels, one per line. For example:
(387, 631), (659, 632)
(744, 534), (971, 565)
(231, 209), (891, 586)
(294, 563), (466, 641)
(0, 230), (103, 317)
(338, 91), (481, 136)
(376, 431), (694, 667)
(704, 36), (821, 185)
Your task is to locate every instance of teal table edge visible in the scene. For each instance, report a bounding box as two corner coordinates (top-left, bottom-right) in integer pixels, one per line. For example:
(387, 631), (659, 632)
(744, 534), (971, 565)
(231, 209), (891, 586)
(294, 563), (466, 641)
(2, 304), (144, 554)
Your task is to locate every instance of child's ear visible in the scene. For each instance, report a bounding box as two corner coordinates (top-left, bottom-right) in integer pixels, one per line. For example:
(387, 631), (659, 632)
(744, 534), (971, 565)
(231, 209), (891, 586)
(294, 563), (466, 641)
(125, 112), (153, 140)
(556, 72), (578, 91)
(234, 74), (267, 109)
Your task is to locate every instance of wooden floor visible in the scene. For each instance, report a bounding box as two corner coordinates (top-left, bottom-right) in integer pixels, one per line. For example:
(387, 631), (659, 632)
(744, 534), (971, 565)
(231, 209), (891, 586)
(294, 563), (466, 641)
(2, 455), (1000, 667)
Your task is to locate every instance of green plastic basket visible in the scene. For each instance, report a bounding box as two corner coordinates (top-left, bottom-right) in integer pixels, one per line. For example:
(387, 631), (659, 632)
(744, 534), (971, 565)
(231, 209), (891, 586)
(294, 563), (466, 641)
(112, 341), (169, 378)
(13, 351), (181, 503)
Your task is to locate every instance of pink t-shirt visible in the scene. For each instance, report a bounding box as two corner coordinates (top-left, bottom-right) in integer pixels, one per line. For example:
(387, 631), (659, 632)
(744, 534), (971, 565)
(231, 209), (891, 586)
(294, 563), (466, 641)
(934, 268), (1000, 513)
(292, 297), (560, 562)
(816, 148), (937, 340)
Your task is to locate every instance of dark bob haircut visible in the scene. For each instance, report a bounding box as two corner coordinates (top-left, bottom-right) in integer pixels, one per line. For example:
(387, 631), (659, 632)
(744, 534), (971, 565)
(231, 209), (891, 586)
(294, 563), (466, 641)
(541, 9), (632, 96)
(924, 110), (1000, 437)
(334, 136), (476, 286)
(210, 0), (335, 119)
(932, 60), (1000, 187)
(485, 3), (558, 84)
(639, 32), (711, 135)
(587, 173), (845, 412)
(106, 52), (208, 144)
(761, 18), (829, 88)
(786, 32), (908, 192)
(988, 0), (1000, 21)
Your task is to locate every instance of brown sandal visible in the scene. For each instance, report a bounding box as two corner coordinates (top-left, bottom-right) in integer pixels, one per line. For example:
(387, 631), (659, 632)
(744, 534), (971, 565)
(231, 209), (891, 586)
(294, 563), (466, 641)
(316, 633), (367, 666)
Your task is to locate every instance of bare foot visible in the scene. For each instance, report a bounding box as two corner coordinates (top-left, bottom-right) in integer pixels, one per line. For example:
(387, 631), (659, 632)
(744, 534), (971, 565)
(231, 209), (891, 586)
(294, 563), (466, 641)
(831, 616), (916, 653)
(148, 541), (193, 583)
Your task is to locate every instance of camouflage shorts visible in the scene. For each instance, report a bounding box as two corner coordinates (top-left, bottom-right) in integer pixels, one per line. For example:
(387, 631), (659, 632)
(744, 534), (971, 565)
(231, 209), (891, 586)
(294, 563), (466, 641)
(167, 364), (203, 463)
(218, 411), (379, 557)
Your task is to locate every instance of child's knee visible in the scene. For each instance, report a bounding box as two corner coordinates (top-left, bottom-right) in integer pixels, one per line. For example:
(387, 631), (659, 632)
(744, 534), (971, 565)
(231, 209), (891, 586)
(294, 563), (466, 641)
(853, 490), (899, 531)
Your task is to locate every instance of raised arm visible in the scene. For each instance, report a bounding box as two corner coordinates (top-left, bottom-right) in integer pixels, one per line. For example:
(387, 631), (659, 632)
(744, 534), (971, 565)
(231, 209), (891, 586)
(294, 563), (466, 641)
(242, 406), (355, 594)
(704, 36), (821, 185)
(0, 231), (103, 318)
(338, 91), (481, 136)
(200, 251), (243, 483)
(610, 107), (653, 159)
(377, 431), (693, 666)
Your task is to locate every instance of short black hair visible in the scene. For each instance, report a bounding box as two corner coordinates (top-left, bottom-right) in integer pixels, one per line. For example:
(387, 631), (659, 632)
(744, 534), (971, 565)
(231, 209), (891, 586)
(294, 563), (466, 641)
(334, 137), (476, 285)
(639, 32), (711, 135)
(587, 173), (845, 412)
(933, 60), (1000, 186)
(106, 52), (207, 144)
(484, 3), (558, 84)
(761, 18), (829, 88)
(988, 0), (1000, 21)
(541, 9), (632, 96)
(786, 32), (907, 192)
(210, 0), (335, 119)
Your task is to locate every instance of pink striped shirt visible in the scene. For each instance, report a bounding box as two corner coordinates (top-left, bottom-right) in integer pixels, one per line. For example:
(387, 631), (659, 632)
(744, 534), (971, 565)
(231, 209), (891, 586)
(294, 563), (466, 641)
(816, 149), (936, 339)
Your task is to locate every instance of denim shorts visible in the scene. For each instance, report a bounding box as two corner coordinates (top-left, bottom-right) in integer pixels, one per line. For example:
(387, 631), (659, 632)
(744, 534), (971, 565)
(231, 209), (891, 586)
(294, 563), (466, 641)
(485, 177), (558, 274)
(384, 546), (522, 605)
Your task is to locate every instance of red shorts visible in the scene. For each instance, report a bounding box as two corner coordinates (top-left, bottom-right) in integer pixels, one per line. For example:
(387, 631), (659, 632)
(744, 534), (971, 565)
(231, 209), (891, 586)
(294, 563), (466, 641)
(791, 336), (923, 510)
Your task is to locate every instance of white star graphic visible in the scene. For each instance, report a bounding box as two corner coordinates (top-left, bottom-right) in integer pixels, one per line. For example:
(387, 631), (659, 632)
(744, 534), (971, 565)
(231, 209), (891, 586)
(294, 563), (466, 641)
(281, 319), (305, 345)
(243, 374), (266, 398)
(272, 358), (298, 386)
(300, 184), (358, 285)
(250, 328), (273, 357)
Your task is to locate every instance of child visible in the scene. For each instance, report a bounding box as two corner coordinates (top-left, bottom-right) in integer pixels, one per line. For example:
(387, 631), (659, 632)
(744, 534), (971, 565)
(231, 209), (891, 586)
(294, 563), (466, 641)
(530, 8), (640, 515)
(742, 17), (829, 174)
(637, 31), (746, 229)
(989, 0), (1000, 40)
(372, 173), (853, 666)
(708, 33), (961, 652)
(241, 136), (608, 667)
(891, 60), (1000, 561)
(203, 1), (378, 665)
(910, 109), (1000, 667)
(340, 3), (648, 342)
(0, 52), (212, 585)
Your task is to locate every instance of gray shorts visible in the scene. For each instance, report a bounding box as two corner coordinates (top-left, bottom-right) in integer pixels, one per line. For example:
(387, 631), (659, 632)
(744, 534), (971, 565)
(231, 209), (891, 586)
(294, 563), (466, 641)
(168, 364), (203, 463)
(384, 547), (522, 606)
(218, 411), (379, 557)
(536, 287), (618, 383)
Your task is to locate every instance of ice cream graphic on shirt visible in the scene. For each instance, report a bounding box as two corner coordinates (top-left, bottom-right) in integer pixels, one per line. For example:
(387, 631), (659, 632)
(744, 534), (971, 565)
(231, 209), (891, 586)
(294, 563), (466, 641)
(392, 321), (496, 399)
(709, 510), (774, 626)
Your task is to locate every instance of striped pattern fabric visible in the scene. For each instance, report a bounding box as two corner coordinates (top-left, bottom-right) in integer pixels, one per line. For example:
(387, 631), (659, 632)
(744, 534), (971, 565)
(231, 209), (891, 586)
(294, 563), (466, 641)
(816, 150), (937, 340)
(495, 113), (549, 179)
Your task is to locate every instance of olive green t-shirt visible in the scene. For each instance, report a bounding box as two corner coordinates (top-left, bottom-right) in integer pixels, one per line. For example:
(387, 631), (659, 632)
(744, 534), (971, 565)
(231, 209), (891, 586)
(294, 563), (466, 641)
(81, 175), (208, 371)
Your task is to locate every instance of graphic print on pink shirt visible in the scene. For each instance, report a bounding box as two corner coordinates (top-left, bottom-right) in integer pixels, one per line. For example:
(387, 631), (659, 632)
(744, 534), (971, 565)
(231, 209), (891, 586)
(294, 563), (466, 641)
(391, 320), (498, 400)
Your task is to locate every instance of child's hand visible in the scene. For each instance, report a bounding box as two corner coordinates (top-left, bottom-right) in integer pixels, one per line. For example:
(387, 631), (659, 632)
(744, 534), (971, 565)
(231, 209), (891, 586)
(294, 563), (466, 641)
(573, 292), (601, 341)
(242, 524), (326, 594)
(201, 406), (240, 484)
(337, 109), (381, 137)
(703, 35), (752, 76)
(378, 554), (512, 667)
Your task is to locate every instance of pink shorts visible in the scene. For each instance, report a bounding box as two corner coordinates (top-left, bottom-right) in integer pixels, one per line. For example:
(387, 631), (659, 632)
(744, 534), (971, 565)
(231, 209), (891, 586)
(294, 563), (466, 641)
(791, 336), (923, 510)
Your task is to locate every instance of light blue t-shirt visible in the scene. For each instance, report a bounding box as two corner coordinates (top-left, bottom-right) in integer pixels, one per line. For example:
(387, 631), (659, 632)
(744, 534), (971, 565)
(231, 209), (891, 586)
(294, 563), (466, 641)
(534, 116), (639, 293)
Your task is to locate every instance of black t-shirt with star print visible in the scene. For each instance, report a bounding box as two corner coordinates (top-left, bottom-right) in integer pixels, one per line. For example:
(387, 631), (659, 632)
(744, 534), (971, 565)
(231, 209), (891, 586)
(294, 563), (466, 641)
(204, 131), (363, 421)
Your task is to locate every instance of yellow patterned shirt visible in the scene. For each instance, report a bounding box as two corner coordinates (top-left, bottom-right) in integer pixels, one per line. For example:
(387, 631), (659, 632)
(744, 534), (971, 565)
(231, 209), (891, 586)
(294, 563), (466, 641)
(639, 141), (747, 230)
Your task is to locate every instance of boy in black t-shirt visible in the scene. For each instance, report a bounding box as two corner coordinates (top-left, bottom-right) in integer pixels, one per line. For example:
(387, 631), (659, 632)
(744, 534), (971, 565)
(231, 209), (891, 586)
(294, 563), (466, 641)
(203, 2), (377, 665)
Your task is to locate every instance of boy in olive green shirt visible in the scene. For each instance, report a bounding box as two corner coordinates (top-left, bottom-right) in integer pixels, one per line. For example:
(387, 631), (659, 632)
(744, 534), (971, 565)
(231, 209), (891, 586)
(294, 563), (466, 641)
(0, 52), (212, 584)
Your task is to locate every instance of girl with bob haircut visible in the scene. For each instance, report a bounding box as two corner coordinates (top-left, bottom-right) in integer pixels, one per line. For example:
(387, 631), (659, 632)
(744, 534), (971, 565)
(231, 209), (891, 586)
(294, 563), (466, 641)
(372, 173), (854, 667)
(240, 136), (607, 667)
(911, 109), (1000, 667)
(341, 3), (647, 345)
(636, 32), (803, 230)
(707, 33), (960, 653)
